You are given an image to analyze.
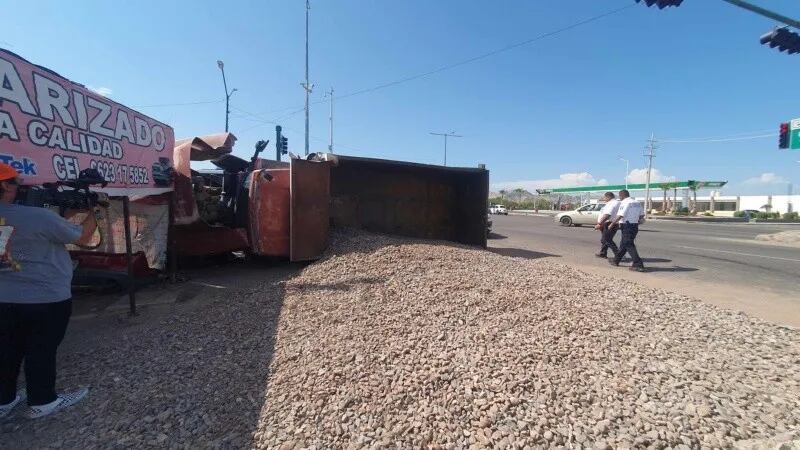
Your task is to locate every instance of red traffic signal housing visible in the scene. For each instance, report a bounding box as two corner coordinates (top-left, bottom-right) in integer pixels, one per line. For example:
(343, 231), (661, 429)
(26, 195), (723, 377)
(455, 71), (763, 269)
(779, 123), (790, 149)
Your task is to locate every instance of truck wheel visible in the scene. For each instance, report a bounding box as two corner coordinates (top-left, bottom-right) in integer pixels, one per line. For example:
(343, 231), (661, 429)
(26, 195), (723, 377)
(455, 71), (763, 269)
(560, 216), (573, 227)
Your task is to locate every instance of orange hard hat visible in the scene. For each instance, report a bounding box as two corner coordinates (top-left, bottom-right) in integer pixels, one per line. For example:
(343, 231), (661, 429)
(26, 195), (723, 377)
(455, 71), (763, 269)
(0, 163), (17, 182)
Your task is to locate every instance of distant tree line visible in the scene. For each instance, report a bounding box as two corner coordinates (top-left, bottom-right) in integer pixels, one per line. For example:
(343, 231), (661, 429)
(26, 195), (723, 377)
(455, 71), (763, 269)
(489, 197), (552, 210)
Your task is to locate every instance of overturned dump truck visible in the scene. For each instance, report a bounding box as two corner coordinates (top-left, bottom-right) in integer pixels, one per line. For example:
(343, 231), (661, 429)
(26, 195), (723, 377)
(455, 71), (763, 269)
(173, 134), (488, 261)
(172, 134), (330, 261)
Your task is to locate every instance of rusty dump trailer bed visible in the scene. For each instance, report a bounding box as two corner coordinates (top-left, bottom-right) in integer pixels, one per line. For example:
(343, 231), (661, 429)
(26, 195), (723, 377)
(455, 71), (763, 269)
(326, 154), (489, 248)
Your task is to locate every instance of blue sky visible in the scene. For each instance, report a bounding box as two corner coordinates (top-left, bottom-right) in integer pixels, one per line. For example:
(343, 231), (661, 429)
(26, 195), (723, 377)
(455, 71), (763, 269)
(3, 0), (799, 194)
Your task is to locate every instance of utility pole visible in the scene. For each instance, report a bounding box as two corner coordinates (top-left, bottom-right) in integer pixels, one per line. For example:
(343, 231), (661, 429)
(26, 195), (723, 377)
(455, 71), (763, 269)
(429, 131), (462, 166)
(216, 60), (237, 132)
(303, 0), (312, 155)
(644, 133), (657, 215)
(328, 87), (334, 152)
(619, 156), (629, 190)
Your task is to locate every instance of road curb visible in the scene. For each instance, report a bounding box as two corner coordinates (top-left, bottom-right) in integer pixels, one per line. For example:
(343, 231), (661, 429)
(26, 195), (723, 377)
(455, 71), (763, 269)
(508, 211), (557, 217)
(647, 216), (746, 223)
(647, 217), (800, 225)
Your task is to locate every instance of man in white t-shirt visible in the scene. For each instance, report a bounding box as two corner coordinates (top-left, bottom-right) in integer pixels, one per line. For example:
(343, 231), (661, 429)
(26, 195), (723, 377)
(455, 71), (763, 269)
(593, 191), (620, 258)
(609, 189), (645, 272)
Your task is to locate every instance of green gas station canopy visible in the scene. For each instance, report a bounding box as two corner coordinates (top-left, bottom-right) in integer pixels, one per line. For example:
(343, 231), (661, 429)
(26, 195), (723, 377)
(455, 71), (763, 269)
(535, 180), (727, 195)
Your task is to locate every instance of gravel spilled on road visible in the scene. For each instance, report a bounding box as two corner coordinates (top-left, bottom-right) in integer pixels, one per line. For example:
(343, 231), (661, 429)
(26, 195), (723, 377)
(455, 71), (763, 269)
(253, 230), (800, 449)
(756, 230), (800, 247)
(3, 230), (799, 449)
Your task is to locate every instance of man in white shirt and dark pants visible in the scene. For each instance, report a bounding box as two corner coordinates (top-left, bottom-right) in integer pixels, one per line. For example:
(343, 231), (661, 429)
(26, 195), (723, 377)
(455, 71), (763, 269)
(609, 189), (646, 272)
(593, 192), (620, 259)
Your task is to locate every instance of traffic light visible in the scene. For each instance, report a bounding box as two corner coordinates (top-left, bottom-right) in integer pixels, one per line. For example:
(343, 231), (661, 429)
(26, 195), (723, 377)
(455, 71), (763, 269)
(280, 136), (288, 154)
(779, 122), (790, 149)
(760, 27), (800, 55)
(276, 125), (288, 161)
(635, 0), (683, 9)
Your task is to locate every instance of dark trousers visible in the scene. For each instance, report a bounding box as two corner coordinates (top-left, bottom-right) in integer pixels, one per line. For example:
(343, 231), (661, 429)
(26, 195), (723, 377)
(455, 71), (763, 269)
(615, 223), (643, 267)
(0, 299), (72, 406)
(599, 223), (619, 257)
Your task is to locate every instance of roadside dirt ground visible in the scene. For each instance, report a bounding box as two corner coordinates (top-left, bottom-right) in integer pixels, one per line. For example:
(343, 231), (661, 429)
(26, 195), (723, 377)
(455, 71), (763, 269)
(566, 262), (800, 329)
(1, 259), (301, 449)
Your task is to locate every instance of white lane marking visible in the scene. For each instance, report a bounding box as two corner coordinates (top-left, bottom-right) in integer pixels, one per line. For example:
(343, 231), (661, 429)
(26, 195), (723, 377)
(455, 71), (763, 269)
(188, 281), (228, 289)
(677, 245), (800, 263)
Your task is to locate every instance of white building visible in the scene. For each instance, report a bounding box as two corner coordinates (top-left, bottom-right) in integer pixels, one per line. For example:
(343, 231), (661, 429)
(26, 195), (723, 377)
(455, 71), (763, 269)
(648, 194), (798, 216)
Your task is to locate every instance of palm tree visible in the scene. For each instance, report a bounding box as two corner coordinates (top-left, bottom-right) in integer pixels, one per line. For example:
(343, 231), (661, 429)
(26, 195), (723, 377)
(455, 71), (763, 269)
(499, 189), (508, 201)
(512, 188), (526, 203)
(658, 183), (670, 213)
(688, 185), (698, 215)
(659, 182), (680, 213)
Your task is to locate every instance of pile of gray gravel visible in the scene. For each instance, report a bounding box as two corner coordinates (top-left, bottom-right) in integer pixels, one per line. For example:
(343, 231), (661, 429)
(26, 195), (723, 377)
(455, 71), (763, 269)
(254, 230), (800, 449)
(3, 230), (798, 449)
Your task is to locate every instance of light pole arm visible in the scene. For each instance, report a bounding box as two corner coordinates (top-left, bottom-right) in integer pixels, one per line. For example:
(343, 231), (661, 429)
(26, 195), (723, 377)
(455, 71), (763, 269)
(721, 0), (800, 30)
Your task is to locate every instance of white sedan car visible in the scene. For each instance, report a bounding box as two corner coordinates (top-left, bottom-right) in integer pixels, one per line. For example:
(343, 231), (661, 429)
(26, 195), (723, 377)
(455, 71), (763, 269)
(489, 204), (508, 215)
(556, 203), (646, 227)
(554, 203), (605, 226)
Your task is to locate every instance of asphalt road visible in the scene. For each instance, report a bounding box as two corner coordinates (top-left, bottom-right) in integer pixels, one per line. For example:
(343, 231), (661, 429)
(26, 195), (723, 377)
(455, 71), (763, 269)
(489, 215), (800, 326)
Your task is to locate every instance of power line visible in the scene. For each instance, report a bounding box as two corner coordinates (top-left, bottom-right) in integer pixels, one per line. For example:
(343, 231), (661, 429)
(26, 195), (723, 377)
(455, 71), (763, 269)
(246, 3), (635, 119)
(662, 133), (776, 143)
(230, 106), (278, 125)
(231, 3), (637, 156)
(133, 99), (223, 108)
(232, 108), (362, 150)
(337, 4), (635, 102)
(274, 107), (307, 122)
(661, 129), (775, 141)
(238, 122), (275, 134)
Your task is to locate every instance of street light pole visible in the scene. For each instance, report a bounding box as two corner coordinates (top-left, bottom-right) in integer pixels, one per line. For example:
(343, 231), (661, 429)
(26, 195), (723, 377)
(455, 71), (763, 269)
(619, 157), (629, 190)
(429, 131), (462, 166)
(217, 60), (237, 133)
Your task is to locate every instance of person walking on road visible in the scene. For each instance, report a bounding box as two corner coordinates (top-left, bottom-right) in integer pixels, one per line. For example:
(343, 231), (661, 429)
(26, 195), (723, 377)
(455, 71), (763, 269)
(0, 163), (96, 419)
(593, 191), (620, 259)
(609, 189), (646, 272)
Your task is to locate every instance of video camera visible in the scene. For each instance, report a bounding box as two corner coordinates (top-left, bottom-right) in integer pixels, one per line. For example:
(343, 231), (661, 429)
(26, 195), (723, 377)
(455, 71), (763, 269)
(17, 168), (109, 216)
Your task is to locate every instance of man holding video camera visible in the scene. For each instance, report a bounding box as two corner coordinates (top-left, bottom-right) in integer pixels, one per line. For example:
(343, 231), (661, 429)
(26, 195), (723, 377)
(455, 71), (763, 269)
(0, 162), (97, 419)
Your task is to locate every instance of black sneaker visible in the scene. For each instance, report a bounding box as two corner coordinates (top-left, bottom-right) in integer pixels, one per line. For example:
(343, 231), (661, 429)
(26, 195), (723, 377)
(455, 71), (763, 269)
(595, 253), (607, 258)
(608, 258), (619, 267)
